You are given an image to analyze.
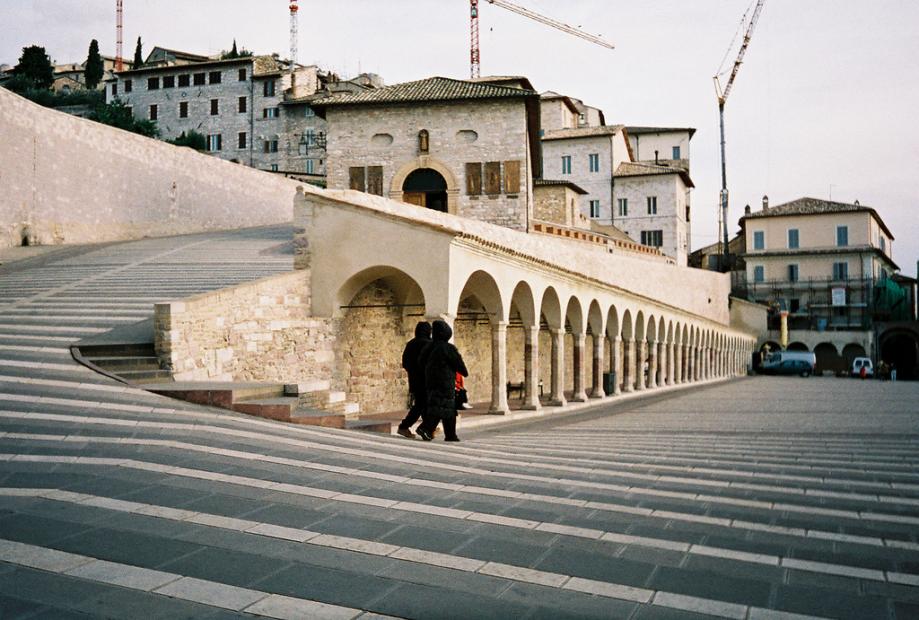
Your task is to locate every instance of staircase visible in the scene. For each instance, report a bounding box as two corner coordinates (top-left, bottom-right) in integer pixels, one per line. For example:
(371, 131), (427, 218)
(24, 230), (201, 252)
(75, 342), (174, 384)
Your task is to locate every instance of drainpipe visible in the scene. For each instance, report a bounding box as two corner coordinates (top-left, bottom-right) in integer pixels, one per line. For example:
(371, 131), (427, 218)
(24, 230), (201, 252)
(609, 134), (615, 226)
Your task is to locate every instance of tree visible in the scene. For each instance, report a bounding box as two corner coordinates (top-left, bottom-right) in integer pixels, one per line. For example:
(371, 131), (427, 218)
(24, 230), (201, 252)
(84, 39), (104, 90)
(167, 130), (206, 150)
(13, 45), (53, 90)
(89, 100), (158, 138)
(220, 40), (252, 60)
(132, 37), (143, 68)
(229, 39), (238, 58)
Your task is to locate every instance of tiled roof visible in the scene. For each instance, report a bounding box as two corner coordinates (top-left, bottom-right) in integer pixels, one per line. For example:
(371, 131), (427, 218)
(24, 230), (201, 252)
(615, 161), (695, 188)
(313, 76), (536, 108)
(114, 54), (281, 76)
(743, 197), (894, 239)
(626, 126), (697, 138)
(534, 179), (588, 194)
(541, 125), (624, 140)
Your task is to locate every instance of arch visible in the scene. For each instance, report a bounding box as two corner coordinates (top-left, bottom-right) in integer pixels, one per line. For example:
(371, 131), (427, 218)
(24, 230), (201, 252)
(787, 342), (809, 352)
(760, 340), (781, 353)
(587, 300), (604, 336)
(841, 343), (867, 368)
(509, 281), (537, 326)
(646, 314), (657, 343)
(457, 270), (504, 323)
(335, 265), (425, 318)
(565, 296), (585, 334)
(635, 311), (646, 343)
(879, 329), (919, 380)
(606, 305), (620, 338)
(389, 156), (460, 215)
(813, 342), (841, 375)
(539, 287), (562, 329)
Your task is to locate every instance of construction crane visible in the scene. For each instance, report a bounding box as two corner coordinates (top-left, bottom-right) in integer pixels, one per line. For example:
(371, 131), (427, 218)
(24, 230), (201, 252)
(713, 0), (766, 270)
(289, 1), (299, 68)
(115, 0), (124, 72)
(469, 0), (614, 79)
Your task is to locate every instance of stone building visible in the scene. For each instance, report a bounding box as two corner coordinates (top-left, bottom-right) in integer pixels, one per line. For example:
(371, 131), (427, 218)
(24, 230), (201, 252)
(314, 76), (541, 231)
(626, 126), (695, 172)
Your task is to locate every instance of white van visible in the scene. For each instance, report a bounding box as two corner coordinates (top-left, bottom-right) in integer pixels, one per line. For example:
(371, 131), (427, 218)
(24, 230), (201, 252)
(851, 357), (874, 377)
(761, 350), (816, 377)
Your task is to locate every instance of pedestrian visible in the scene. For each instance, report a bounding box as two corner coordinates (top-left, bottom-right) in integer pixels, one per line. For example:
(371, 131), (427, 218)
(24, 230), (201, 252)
(396, 321), (432, 439)
(416, 319), (468, 442)
(891, 363), (897, 382)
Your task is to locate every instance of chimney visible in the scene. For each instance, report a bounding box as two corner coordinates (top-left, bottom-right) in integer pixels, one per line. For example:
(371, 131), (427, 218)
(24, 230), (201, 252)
(762, 195), (769, 211)
(654, 150), (659, 165)
(744, 204), (751, 216)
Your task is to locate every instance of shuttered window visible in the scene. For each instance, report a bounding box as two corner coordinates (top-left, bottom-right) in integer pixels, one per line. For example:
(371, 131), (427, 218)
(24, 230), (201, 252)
(349, 167), (366, 192)
(367, 166), (383, 196)
(465, 162), (482, 195)
(484, 162), (501, 195)
(504, 160), (520, 194)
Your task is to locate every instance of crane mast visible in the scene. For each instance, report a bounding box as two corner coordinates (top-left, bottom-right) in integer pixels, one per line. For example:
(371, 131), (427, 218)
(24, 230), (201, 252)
(714, 0), (765, 270)
(470, 0), (614, 78)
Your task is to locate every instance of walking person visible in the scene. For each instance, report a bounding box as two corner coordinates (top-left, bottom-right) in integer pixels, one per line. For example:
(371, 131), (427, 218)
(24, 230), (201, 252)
(396, 321), (432, 439)
(416, 319), (468, 442)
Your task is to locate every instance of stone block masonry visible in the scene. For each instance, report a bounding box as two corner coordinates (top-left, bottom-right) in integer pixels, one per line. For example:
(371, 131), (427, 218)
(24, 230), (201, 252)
(0, 87), (299, 249)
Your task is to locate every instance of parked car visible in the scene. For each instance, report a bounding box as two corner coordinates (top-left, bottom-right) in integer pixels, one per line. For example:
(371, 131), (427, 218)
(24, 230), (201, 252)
(851, 357), (874, 378)
(760, 351), (816, 377)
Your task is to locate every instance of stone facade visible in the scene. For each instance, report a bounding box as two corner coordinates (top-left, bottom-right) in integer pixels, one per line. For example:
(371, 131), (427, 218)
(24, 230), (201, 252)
(0, 87), (298, 249)
(614, 172), (692, 266)
(626, 127), (694, 171)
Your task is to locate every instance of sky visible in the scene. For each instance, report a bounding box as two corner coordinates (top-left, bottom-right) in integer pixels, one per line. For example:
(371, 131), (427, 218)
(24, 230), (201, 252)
(3, 0), (918, 276)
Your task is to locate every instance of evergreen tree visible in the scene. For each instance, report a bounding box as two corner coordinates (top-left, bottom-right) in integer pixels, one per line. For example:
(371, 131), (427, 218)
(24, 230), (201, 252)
(89, 100), (158, 138)
(13, 45), (54, 90)
(230, 39), (239, 58)
(132, 37), (143, 68)
(84, 39), (104, 90)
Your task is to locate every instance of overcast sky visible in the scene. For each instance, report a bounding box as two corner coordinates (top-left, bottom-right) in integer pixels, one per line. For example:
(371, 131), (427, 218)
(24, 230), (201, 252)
(3, 0), (917, 275)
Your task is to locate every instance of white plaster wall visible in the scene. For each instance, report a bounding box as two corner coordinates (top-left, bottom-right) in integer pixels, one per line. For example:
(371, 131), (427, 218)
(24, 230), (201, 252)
(628, 130), (692, 163)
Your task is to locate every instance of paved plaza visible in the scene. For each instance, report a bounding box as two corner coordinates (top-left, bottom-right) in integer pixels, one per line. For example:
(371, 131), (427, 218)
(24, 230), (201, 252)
(0, 228), (918, 619)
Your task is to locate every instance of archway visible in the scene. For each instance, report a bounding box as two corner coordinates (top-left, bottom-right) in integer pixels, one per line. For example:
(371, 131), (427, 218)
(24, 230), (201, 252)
(813, 342), (841, 376)
(787, 342), (809, 352)
(454, 270), (504, 408)
(841, 343), (867, 369)
(880, 330), (919, 380)
(402, 168), (448, 212)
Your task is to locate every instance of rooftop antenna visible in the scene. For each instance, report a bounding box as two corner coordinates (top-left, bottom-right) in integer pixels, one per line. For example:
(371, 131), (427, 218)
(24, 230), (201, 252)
(115, 0), (124, 71)
(289, 0), (299, 67)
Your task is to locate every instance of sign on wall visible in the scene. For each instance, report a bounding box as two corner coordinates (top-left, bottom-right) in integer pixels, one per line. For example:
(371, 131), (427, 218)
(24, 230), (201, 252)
(831, 287), (847, 306)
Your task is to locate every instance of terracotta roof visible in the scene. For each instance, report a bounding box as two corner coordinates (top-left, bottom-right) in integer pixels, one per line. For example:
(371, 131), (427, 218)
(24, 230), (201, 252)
(534, 179), (588, 194)
(626, 126), (696, 139)
(470, 75), (535, 91)
(114, 54), (283, 77)
(312, 76), (536, 109)
(615, 161), (695, 188)
(743, 197), (894, 239)
(541, 125), (624, 140)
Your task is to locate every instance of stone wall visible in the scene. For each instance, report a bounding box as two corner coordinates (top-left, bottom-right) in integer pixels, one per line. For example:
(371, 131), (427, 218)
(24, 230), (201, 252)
(614, 173), (689, 266)
(0, 87), (299, 249)
(154, 270), (336, 384)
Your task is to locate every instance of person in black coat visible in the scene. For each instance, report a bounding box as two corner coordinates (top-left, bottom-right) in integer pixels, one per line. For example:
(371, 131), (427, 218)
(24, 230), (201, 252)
(397, 321), (432, 438)
(416, 319), (468, 442)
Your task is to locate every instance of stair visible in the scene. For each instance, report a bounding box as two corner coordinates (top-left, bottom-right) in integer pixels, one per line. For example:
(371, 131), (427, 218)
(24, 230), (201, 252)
(75, 342), (174, 385)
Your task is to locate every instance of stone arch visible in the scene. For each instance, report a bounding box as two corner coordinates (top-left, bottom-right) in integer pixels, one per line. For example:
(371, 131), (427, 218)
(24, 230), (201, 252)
(606, 305), (620, 338)
(456, 270), (504, 323)
(539, 287), (563, 330)
(841, 343), (867, 367)
(389, 156), (460, 215)
(814, 342), (841, 375)
(509, 281), (537, 327)
(335, 265), (425, 318)
(635, 311), (646, 343)
(880, 329), (919, 380)
(454, 270), (505, 406)
(787, 342), (809, 352)
(621, 309), (633, 341)
(565, 296), (585, 334)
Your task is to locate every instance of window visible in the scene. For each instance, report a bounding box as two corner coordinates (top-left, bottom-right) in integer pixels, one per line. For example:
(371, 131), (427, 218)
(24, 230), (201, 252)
(647, 196), (658, 215)
(238, 96), (247, 113)
(124, 79), (132, 93)
(179, 101), (188, 118)
(589, 200), (600, 218)
(162, 75), (175, 88)
(640, 230), (664, 247)
(148, 104), (158, 121)
(207, 134), (222, 152)
(208, 71), (222, 84)
(561, 155), (571, 175)
(880, 236), (887, 253)
(193, 73), (205, 86)
(788, 264), (799, 282)
(263, 107), (279, 119)
(178, 74), (190, 87)
(617, 198), (628, 217)
(264, 139), (278, 153)
(836, 225), (848, 247)
(238, 68), (247, 81)
(753, 265), (765, 283)
(147, 77), (160, 90)
(304, 106), (315, 117)
(263, 80), (276, 97)
(672, 146), (681, 160)
(270, 164), (279, 172)
(237, 132), (247, 149)
(207, 99), (217, 115)
(588, 153), (600, 172)
(833, 262), (848, 280)
(305, 159), (315, 174)
(753, 230), (765, 250)
(788, 229), (799, 249)
(789, 299), (800, 313)
(111, 83), (118, 97)
(304, 128), (316, 145)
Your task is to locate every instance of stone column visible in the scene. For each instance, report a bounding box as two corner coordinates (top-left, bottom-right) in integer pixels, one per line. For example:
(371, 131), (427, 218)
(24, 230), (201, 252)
(549, 328), (567, 406)
(622, 338), (634, 393)
(690, 345), (698, 382)
(636, 339), (647, 391)
(658, 341), (668, 386)
(646, 339), (658, 389)
(522, 326), (541, 410)
(590, 335), (605, 398)
(666, 342), (675, 386)
(488, 321), (510, 415)
(571, 332), (588, 402)
(611, 336), (622, 395)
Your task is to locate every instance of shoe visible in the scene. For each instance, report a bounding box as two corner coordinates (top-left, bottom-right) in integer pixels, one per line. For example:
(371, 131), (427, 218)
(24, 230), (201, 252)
(461, 403), (474, 410)
(416, 428), (434, 441)
(444, 436), (461, 442)
(396, 427), (415, 439)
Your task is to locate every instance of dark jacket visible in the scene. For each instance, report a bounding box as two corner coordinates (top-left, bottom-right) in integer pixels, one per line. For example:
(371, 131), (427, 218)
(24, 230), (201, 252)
(420, 320), (468, 420)
(401, 322), (432, 395)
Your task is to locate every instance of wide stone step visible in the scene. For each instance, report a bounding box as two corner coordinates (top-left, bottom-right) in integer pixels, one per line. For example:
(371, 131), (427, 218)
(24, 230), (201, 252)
(346, 419), (396, 435)
(78, 342), (157, 358)
(118, 369), (174, 384)
(288, 409), (348, 428)
(84, 355), (161, 371)
(145, 382), (284, 409)
(231, 397), (299, 422)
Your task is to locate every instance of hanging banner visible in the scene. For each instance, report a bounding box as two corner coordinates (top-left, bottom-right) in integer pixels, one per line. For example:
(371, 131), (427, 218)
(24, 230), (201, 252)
(831, 287), (846, 307)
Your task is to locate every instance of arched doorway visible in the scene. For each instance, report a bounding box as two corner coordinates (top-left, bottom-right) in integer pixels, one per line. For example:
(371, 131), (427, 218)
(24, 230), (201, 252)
(787, 342), (809, 352)
(402, 168), (448, 212)
(813, 342), (842, 376)
(880, 330), (919, 380)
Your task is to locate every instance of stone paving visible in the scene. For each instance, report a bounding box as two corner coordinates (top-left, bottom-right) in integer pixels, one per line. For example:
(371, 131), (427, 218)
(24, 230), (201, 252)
(0, 228), (918, 619)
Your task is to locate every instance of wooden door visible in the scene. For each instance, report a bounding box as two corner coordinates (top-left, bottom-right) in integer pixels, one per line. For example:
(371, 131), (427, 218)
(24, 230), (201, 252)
(403, 192), (426, 207)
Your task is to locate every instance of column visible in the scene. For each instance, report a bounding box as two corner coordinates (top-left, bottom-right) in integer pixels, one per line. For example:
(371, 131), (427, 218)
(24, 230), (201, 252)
(590, 335), (606, 398)
(693, 345), (700, 381)
(658, 341), (668, 386)
(647, 339), (658, 389)
(611, 336), (622, 395)
(488, 321), (510, 415)
(571, 332), (588, 402)
(666, 341), (675, 386)
(522, 326), (541, 410)
(636, 339), (647, 391)
(622, 338), (634, 393)
(549, 328), (567, 406)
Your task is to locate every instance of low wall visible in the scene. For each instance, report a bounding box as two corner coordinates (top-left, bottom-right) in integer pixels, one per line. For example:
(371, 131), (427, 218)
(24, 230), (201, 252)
(0, 87), (300, 248)
(154, 270), (336, 384)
